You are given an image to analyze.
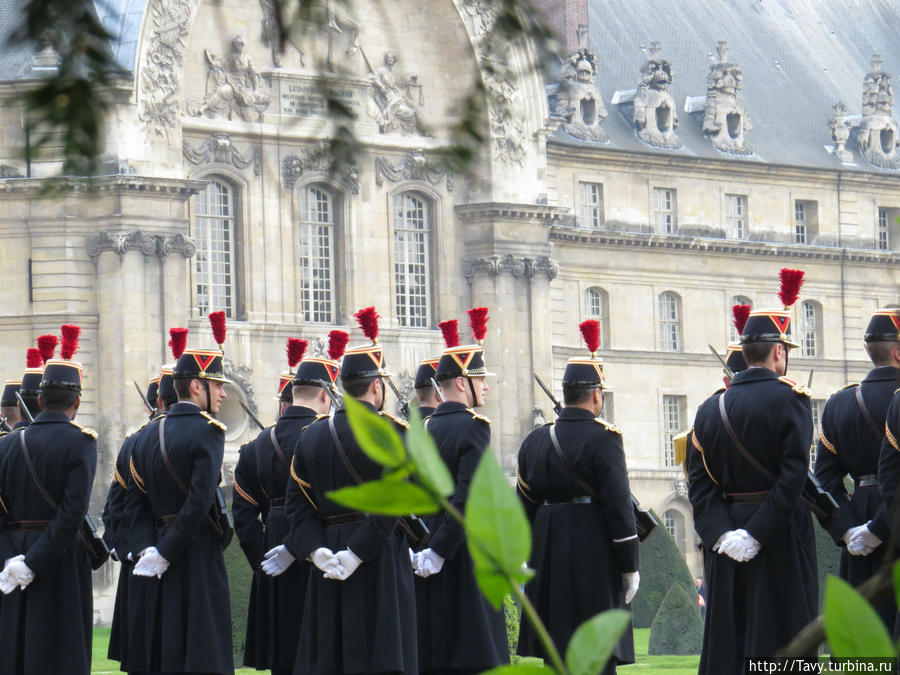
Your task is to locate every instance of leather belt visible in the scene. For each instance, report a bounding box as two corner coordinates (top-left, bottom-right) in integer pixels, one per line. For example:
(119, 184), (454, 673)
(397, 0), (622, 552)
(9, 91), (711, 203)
(724, 490), (769, 505)
(155, 514), (177, 527)
(323, 512), (365, 528)
(269, 497), (285, 509)
(856, 474), (879, 488)
(6, 520), (49, 532)
(542, 496), (592, 505)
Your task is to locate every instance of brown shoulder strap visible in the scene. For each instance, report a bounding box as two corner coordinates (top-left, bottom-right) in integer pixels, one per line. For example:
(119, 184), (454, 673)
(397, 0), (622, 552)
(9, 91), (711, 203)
(19, 430), (57, 510)
(548, 424), (599, 499)
(717, 394), (777, 484)
(855, 385), (884, 439)
(158, 417), (189, 495)
(269, 426), (290, 470)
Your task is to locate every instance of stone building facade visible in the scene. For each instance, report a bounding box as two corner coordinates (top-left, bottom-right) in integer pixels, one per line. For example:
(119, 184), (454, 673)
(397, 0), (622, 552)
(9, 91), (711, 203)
(1, 0), (900, 619)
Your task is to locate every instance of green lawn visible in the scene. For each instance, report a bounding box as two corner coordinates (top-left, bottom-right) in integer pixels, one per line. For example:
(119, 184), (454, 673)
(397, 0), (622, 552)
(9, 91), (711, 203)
(91, 626), (700, 674)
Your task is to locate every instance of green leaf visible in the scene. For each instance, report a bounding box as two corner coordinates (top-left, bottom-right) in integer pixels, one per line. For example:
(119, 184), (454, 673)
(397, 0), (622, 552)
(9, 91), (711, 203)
(565, 610), (631, 675)
(465, 450), (533, 608)
(327, 480), (440, 516)
(481, 664), (547, 674)
(824, 574), (894, 658)
(343, 396), (407, 469)
(406, 406), (454, 497)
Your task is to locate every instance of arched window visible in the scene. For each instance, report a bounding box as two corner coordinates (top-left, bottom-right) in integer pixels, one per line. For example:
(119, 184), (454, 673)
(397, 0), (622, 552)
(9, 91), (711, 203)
(799, 300), (822, 358)
(193, 177), (238, 318)
(298, 185), (337, 323)
(658, 291), (682, 352)
(394, 192), (432, 328)
(585, 287), (609, 347)
(729, 295), (752, 342)
(663, 509), (686, 553)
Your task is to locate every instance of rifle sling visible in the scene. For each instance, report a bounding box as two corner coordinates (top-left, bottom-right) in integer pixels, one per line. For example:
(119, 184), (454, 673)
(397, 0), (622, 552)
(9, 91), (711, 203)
(269, 426), (290, 470)
(548, 424), (599, 500)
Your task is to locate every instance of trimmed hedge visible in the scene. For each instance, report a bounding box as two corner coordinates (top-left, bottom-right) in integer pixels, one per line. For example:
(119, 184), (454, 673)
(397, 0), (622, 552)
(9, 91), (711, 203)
(631, 510), (696, 628)
(648, 583), (703, 655)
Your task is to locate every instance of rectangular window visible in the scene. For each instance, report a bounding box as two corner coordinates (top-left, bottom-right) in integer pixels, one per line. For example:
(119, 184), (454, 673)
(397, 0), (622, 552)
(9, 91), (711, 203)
(876, 207), (900, 251)
(299, 187), (335, 324)
(725, 194), (747, 239)
(580, 182), (604, 229)
(658, 292), (681, 352)
(194, 179), (236, 319)
(810, 399), (824, 467)
(663, 395), (686, 467)
(394, 193), (431, 328)
(654, 188), (677, 234)
(801, 302), (819, 358)
(601, 391), (614, 423)
(794, 201), (806, 244)
(794, 200), (819, 245)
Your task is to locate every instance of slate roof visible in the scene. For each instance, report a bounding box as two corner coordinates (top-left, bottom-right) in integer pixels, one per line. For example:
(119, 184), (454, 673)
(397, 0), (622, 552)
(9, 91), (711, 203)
(548, 0), (900, 173)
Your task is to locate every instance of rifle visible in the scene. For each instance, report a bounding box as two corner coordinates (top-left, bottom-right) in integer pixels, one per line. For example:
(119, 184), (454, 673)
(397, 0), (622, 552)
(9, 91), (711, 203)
(239, 399), (265, 431)
(324, 385), (342, 411)
(0, 417), (10, 433)
(14, 391), (34, 424)
(532, 372), (657, 541)
(708, 344), (735, 381)
(132, 380), (156, 416)
(430, 377), (445, 403)
(383, 376), (410, 419)
(807, 369), (814, 390)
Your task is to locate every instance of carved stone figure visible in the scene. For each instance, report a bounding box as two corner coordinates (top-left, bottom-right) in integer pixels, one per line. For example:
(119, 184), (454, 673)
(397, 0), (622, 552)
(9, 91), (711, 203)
(555, 48), (607, 142)
(702, 41), (752, 155)
(633, 42), (681, 149)
(259, 0), (304, 68)
(830, 101), (852, 163)
(857, 54), (900, 169)
(190, 36), (272, 122)
(366, 51), (428, 136)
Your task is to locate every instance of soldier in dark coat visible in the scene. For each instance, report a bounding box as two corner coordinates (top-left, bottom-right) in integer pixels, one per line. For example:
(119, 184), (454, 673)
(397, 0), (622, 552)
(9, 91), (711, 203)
(414, 315), (508, 674)
(687, 301), (817, 674)
(0, 344), (98, 675)
(124, 347), (233, 675)
(516, 320), (638, 673)
(0, 380), (22, 435)
(412, 357), (440, 419)
(284, 327), (418, 675)
(815, 309), (900, 630)
(234, 346), (331, 675)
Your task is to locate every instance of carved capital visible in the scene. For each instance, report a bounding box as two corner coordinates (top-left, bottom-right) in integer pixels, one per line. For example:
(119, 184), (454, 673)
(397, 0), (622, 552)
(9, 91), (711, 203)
(86, 230), (158, 262)
(157, 233), (198, 260)
(184, 133), (262, 175)
(523, 255), (559, 280)
(463, 253), (557, 281)
(374, 150), (453, 191)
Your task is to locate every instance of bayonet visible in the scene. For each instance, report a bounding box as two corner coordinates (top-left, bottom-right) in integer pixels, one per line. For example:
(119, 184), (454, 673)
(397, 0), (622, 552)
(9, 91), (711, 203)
(14, 391), (33, 424)
(383, 376), (410, 419)
(430, 377), (445, 403)
(132, 380), (156, 416)
(708, 344), (735, 381)
(238, 398), (266, 431)
(533, 372), (562, 416)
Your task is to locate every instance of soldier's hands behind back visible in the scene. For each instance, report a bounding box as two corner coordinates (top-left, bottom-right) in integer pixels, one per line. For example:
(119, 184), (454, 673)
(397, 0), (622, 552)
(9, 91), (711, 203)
(324, 549), (362, 581)
(261, 545), (296, 576)
(0, 555), (34, 594)
(717, 529), (760, 562)
(132, 546), (170, 579)
(308, 547), (338, 573)
(847, 521), (882, 556)
(413, 548), (445, 578)
(622, 571), (640, 604)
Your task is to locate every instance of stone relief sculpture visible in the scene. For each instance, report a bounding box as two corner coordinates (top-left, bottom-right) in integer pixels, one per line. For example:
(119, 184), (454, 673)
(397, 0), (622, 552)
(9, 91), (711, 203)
(554, 48), (607, 142)
(183, 132), (262, 175)
(374, 150), (453, 190)
(857, 54), (900, 169)
(189, 36), (272, 122)
(365, 50), (429, 136)
(702, 41), (751, 155)
(259, 0), (304, 68)
(633, 42), (681, 149)
(829, 102), (852, 163)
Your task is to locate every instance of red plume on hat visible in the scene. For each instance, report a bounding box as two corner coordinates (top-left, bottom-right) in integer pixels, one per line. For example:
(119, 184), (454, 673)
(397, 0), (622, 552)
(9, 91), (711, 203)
(439, 320), (459, 348)
(778, 269), (805, 310)
(579, 319), (601, 357)
(287, 338), (307, 371)
(732, 305), (751, 335)
(26, 348), (43, 369)
(60, 324), (81, 360)
(209, 311), (227, 351)
(169, 327), (188, 360)
(328, 330), (350, 361)
(37, 335), (58, 364)
(468, 307), (489, 344)
(354, 307), (380, 344)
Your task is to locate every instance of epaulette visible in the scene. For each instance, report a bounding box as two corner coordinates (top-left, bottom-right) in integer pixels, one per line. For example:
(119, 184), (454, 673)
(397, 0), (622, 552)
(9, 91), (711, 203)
(466, 408), (491, 425)
(70, 420), (98, 439)
(840, 383), (860, 391)
(0, 431), (6, 439)
(777, 376), (811, 397)
(379, 410), (410, 429)
(673, 428), (691, 466)
(200, 410), (227, 432)
(594, 418), (622, 434)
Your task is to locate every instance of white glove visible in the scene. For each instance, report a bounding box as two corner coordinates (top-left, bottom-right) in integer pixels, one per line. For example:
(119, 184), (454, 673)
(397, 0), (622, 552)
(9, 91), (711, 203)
(409, 548), (416, 568)
(324, 549), (363, 581)
(261, 545), (296, 576)
(841, 525), (863, 546)
(622, 571), (640, 604)
(0, 555), (33, 594)
(847, 521), (883, 556)
(413, 548), (445, 578)
(308, 547), (338, 573)
(132, 546), (170, 578)
(717, 529), (761, 562)
(711, 531), (729, 552)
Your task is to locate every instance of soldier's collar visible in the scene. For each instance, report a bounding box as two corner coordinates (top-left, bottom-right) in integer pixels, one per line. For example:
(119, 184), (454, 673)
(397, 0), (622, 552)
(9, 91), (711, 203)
(281, 405), (319, 419)
(558, 407), (596, 420)
(730, 366), (779, 384)
(864, 365), (900, 382)
(432, 400), (469, 414)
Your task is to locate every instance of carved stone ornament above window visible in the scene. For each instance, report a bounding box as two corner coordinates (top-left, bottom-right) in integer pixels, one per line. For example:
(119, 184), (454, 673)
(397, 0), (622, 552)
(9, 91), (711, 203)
(463, 253), (559, 281)
(857, 53), (900, 169)
(183, 133), (262, 175)
(85, 230), (198, 262)
(702, 41), (752, 155)
(282, 141), (359, 194)
(633, 42), (681, 149)
(374, 150), (453, 191)
(554, 48), (608, 142)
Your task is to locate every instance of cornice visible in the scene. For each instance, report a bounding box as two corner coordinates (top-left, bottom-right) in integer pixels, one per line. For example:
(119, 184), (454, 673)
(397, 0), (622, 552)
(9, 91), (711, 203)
(455, 202), (571, 223)
(549, 225), (900, 264)
(0, 175), (208, 196)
